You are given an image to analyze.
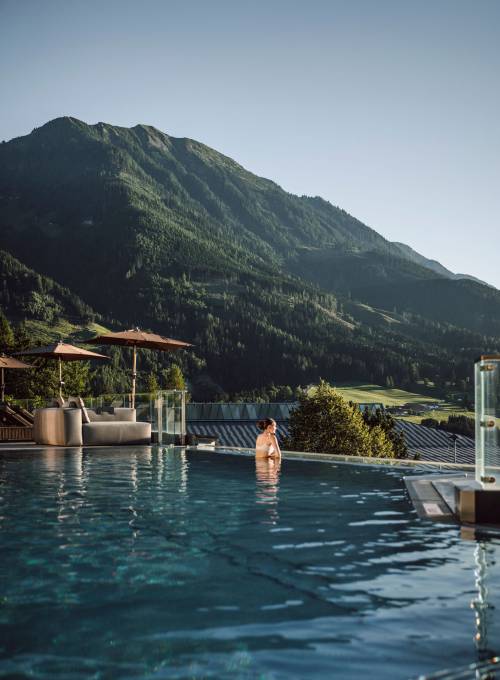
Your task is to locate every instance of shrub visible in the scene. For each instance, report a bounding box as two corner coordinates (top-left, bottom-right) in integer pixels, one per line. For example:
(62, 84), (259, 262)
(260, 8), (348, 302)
(286, 380), (395, 458)
(362, 407), (408, 459)
(440, 415), (475, 437)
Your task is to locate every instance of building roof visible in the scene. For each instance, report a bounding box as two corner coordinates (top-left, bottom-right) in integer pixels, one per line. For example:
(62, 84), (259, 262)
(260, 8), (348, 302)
(187, 403), (296, 421)
(186, 402), (385, 421)
(187, 418), (475, 465)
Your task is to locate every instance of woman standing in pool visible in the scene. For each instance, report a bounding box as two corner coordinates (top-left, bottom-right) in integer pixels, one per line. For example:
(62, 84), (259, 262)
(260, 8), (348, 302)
(255, 418), (281, 459)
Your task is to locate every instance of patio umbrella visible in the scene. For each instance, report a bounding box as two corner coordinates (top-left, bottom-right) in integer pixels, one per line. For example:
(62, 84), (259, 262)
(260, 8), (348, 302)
(82, 328), (192, 408)
(14, 341), (109, 399)
(0, 354), (32, 402)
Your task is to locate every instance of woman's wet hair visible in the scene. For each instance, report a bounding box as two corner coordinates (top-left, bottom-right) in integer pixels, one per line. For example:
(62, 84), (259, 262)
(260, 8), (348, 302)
(257, 418), (276, 431)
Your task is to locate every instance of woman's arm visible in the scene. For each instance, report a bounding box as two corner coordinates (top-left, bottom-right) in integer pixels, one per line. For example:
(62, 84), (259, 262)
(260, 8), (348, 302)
(271, 433), (282, 457)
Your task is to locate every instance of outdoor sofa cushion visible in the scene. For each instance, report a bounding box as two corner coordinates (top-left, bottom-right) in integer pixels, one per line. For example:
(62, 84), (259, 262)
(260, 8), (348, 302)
(86, 408), (136, 422)
(82, 421), (151, 446)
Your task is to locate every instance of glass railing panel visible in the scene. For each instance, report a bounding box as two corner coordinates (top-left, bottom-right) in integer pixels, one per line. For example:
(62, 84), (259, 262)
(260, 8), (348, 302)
(475, 356), (500, 484)
(156, 390), (186, 444)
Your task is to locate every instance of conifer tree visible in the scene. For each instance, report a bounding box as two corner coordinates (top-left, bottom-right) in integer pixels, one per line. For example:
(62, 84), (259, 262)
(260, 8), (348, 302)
(362, 408), (408, 459)
(147, 371), (160, 397)
(163, 364), (185, 390)
(0, 309), (14, 349)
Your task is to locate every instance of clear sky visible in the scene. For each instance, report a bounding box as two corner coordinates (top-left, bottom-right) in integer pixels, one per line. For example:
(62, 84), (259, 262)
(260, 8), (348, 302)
(1, 0), (499, 286)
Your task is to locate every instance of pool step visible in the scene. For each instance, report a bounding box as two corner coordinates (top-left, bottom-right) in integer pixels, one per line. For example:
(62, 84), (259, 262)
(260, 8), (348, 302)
(405, 473), (500, 528)
(404, 475), (458, 521)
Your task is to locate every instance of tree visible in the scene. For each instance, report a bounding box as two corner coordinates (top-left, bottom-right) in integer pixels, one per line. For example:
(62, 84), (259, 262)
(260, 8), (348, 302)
(147, 371), (160, 397)
(163, 364), (186, 390)
(439, 414), (475, 437)
(13, 322), (30, 350)
(286, 380), (395, 458)
(362, 408), (408, 459)
(191, 373), (226, 401)
(63, 361), (90, 396)
(280, 385), (294, 401)
(421, 417), (439, 429)
(370, 424), (397, 459)
(10, 359), (58, 400)
(0, 309), (14, 349)
(409, 362), (420, 383)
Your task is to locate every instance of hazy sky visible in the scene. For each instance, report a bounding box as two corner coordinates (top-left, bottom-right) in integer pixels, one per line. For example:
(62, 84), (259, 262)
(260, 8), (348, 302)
(1, 0), (499, 286)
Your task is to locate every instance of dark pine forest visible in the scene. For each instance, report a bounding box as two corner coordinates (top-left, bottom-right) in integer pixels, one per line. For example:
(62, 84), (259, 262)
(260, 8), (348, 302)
(0, 117), (499, 399)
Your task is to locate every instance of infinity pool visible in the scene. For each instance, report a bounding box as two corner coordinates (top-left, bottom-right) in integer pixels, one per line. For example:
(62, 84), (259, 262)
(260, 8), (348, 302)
(0, 447), (499, 679)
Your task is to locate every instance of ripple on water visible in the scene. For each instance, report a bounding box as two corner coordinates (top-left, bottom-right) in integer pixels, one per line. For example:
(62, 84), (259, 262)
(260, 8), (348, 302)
(0, 448), (499, 680)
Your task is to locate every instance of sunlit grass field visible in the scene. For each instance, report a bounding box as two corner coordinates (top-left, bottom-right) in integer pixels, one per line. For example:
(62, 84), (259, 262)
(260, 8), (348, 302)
(333, 383), (437, 406)
(314, 383), (475, 424)
(24, 320), (110, 344)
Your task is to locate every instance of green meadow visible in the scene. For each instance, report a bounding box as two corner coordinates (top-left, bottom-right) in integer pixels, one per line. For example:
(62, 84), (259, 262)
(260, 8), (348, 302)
(316, 383), (474, 424)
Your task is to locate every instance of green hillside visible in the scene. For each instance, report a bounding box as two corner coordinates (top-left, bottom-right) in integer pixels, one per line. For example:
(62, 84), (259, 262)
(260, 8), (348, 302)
(0, 117), (499, 397)
(0, 248), (98, 327)
(332, 383), (474, 424)
(353, 277), (500, 336)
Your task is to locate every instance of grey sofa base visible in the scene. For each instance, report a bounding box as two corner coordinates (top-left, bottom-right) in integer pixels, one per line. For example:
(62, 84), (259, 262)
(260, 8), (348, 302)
(82, 422), (151, 446)
(34, 408), (83, 446)
(34, 408), (152, 446)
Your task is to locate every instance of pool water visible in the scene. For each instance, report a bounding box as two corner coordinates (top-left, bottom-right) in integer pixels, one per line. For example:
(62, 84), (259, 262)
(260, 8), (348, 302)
(0, 447), (499, 679)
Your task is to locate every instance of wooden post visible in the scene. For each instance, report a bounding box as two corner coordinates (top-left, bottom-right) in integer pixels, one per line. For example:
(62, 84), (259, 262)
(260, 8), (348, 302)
(59, 357), (63, 400)
(131, 345), (137, 409)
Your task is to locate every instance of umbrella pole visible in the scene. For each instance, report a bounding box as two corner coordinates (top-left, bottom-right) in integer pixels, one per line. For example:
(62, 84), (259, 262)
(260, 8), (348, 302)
(59, 357), (63, 400)
(1, 367), (4, 402)
(131, 345), (137, 409)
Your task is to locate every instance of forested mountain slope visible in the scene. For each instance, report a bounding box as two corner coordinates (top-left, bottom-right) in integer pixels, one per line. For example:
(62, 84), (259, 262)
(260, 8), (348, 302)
(0, 117), (499, 394)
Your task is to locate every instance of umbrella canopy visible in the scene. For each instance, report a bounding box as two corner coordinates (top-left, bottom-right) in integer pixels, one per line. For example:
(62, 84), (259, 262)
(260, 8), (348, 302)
(15, 341), (109, 398)
(82, 328), (192, 407)
(15, 341), (109, 361)
(82, 329), (192, 352)
(0, 354), (32, 402)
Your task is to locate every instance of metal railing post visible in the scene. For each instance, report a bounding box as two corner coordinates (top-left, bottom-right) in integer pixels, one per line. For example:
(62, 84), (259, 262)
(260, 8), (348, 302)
(156, 392), (163, 445)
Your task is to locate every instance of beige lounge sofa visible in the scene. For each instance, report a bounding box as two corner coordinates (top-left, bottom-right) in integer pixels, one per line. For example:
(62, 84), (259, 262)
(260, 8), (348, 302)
(34, 407), (151, 446)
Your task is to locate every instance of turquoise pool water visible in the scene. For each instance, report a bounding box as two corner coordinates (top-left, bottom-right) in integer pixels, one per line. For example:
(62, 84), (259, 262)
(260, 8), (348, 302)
(0, 447), (499, 679)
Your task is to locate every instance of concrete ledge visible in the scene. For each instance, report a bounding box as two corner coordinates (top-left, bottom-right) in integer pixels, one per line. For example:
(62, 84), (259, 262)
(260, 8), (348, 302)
(212, 445), (482, 472)
(404, 472), (500, 527)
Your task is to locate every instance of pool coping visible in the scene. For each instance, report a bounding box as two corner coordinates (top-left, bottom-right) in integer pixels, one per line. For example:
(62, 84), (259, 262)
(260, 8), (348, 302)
(206, 445), (479, 472)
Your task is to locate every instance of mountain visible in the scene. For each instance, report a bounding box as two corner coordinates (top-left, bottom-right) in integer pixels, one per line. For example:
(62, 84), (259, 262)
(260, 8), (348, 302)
(0, 248), (97, 327)
(391, 242), (492, 287)
(0, 117), (499, 395)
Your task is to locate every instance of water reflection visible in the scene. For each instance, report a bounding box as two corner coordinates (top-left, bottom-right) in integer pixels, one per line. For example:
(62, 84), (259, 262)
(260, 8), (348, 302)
(255, 456), (281, 524)
(460, 526), (500, 677)
(165, 447), (188, 494)
(472, 542), (497, 664)
(6, 449), (500, 678)
(40, 447), (83, 474)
